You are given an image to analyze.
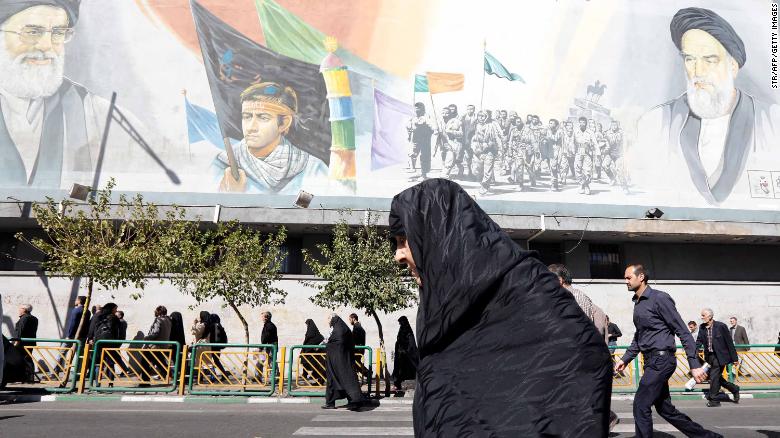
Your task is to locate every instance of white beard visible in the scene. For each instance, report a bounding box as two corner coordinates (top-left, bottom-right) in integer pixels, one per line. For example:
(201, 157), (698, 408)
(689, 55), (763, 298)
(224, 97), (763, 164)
(0, 42), (64, 99)
(686, 72), (736, 119)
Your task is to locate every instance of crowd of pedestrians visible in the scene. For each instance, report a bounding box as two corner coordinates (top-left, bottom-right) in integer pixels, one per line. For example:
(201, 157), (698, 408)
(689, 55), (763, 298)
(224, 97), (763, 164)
(1, 297), (419, 406)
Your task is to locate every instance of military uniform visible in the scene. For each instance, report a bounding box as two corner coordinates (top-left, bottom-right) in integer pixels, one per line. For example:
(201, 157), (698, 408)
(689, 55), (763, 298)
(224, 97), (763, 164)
(574, 128), (597, 194)
(472, 119), (503, 194)
(509, 125), (539, 190)
(407, 115), (434, 177)
(440, 116), (463, 178)
(545, 127), (563, 190)
(604, 128), (627, 189)
(459, 112), (478, 177)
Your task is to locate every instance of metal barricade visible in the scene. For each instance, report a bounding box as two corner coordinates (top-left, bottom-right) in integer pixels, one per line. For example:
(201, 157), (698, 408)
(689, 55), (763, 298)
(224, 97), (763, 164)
(286, 345), (373, 396)
(611, 344), (780, 392)
(88, 340), (180, 393)
(188, 343), (277, 396)
(731, 345), (780, 389)
(14, 338), (82, 393)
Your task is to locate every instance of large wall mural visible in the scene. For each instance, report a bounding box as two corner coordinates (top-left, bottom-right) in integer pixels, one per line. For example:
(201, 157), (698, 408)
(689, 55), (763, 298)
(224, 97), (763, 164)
(0, 0), (778, 218)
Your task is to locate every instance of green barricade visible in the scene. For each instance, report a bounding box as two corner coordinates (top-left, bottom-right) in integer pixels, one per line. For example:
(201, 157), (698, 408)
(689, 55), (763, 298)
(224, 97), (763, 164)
(14, 338), (82, 393)
(188, 343), (277, 396)
(286, 345), (373, 397)
(88, 339), (180, 393)
(610, 344), (780, 393)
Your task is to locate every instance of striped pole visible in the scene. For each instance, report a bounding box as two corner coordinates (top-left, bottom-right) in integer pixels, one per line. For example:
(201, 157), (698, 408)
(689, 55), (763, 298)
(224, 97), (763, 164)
(320, 36), (356, 193)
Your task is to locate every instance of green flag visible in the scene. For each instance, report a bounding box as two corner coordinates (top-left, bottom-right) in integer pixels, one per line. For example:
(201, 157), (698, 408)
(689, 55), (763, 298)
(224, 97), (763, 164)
(255, 0), (390, 83)
(484, 51), (525, 83)
(414, 74), (429, 92)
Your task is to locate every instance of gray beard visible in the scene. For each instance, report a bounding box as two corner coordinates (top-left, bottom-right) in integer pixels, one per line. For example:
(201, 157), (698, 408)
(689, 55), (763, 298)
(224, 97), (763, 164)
(0, 43), (64, 99)
(686, 75), (736, 119)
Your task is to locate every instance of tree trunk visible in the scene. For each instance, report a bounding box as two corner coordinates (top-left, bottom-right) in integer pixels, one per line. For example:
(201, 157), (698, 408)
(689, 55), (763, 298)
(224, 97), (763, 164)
(227, 300), (249, 387)
(73, 277), (93, 344)
(370, 309), (392, 397)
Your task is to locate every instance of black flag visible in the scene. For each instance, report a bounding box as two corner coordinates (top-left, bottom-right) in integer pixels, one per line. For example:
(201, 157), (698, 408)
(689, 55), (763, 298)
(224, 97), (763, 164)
(190, 0), (331, 164)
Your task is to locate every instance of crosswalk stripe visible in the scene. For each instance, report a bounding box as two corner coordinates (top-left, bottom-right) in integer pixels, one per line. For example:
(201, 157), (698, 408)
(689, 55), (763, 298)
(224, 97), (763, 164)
(293, 427), (414, 436)
(611, 424), (680, 433)
(312, 415), (411, 422)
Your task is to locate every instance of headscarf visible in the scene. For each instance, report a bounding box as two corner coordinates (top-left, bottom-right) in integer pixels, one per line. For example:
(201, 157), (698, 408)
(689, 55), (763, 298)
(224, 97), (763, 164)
(389, 179), (535, 355)
(169, 311), (186, 347)
(0, 0), (81, 26)
(198, 311), (211, 340)
(303, 318), (324, 345)
(670, 7), (746, 67)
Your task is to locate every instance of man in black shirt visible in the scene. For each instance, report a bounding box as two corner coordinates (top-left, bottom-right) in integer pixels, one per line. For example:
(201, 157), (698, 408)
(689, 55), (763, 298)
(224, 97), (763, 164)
(615, 264), (720, 438)
(696, 308), (740, 406)
(349, 313), (370, 384)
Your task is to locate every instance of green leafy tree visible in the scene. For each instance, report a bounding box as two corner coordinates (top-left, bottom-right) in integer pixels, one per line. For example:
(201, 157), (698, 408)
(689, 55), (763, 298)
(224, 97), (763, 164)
(171, 221), (288, 345)
(302, 211), (417, 348)
(16, 179), (189, 339)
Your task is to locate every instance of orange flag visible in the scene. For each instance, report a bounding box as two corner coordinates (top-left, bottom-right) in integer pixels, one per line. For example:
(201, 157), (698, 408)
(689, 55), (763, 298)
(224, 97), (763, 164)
(425, 72), (465, 94)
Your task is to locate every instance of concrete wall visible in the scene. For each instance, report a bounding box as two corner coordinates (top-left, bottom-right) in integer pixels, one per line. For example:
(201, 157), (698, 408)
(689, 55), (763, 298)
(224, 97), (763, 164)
(2, 274), (779, 362)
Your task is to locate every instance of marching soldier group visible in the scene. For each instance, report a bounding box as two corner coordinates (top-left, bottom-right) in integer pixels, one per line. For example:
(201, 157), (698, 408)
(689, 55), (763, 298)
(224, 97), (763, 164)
(407, 103), (629, 196)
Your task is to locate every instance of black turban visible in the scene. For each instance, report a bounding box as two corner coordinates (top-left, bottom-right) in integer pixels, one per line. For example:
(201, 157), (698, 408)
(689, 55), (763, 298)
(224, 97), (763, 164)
(670, 7), (746, 67)
(0, 0), (80, 27)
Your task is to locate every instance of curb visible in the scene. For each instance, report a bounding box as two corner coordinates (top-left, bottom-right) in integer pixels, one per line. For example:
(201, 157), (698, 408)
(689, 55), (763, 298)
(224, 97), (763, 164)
(2, 392), (778, 404)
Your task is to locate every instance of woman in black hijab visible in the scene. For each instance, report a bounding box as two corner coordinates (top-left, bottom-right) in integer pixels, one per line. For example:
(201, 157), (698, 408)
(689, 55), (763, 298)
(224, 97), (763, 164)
(389, 179), (612, 437)
(392, 316), (418, 391)
(323, 314), (366, 410)
(302, 319), (326, 385)
(169, 312), (186, 348)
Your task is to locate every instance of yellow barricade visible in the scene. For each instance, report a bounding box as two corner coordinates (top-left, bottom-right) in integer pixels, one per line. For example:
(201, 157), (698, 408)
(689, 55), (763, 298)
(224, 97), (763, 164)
(21, 341), (80, 391)
(188, 344), (277, 396)
(89, 340), (180, 392)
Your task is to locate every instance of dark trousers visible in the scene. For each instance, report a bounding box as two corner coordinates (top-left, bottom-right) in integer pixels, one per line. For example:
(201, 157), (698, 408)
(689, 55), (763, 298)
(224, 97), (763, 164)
(633, 353), (720, 438)
(706, 353), (739, 399)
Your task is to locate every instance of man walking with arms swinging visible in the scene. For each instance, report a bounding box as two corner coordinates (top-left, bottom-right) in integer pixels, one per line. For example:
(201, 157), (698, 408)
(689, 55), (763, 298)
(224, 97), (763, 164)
(614, 264), (721, 438)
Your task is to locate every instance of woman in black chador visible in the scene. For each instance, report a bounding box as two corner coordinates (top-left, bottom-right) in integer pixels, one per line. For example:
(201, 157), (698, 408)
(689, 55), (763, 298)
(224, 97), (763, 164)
(392, 316), (418, 391)
(323, 314), (366, 410)
(302, 319), (326, 385)
(389, 179), (612, 437)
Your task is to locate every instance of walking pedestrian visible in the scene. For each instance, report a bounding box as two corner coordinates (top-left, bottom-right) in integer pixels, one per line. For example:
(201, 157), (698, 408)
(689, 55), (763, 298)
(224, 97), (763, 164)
(349, 313), (370, 384)
(191, 311), (212, 373)
(614, 264), (721, 438)
(207, 314), (229, 380)
(302, 319), (325, 385)
(260, 311), (278, 382)
(88, 303), (119, 384)
(607, 316), (622, 350)
(65, 296), (91, 342)
(322, 314), (367, 410)
(729, 316), (751, 377)
(138, 305), (172, 383)
(391, 316), (418, 391)
(696, 308), (740, 406)
(13, 304), (37, 381)
(389, 179), (612, 436)
(549, 263), (618, 432)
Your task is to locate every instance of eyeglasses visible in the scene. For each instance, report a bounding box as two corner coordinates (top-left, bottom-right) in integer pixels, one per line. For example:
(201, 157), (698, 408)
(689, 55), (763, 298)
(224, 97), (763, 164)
(2, 26), (75, 45)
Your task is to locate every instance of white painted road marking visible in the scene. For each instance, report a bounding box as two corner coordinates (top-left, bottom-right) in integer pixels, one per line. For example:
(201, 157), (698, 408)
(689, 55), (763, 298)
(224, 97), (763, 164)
(293, 427), (414, 436)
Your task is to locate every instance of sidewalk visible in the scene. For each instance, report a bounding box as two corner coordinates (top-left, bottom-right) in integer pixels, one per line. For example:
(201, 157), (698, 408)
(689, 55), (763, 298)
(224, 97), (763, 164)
(2, 390), (780, 405)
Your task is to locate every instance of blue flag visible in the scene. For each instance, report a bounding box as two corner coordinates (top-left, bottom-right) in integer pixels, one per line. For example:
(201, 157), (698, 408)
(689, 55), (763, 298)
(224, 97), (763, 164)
(185, 96), (224, 148)
(484, 51), (525, 83)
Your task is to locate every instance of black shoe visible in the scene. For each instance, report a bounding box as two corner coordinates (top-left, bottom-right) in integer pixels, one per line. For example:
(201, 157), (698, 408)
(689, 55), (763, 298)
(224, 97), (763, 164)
(321, 404), (336, 410)
(608, 411), (620, 431)
(706, 400), (721, 407)
(733, 386), (740, 403)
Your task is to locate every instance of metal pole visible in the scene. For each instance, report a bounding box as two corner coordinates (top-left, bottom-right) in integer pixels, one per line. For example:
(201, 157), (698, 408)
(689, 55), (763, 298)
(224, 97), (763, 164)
(278, 346), (286, 396)
(178, 344), (188, 395)
(90, 92), (117, 200)
(480, 40), (487, 111)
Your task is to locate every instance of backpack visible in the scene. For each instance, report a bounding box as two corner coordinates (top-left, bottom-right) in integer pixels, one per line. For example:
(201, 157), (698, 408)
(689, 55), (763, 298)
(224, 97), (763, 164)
(94, 316), (113, 341)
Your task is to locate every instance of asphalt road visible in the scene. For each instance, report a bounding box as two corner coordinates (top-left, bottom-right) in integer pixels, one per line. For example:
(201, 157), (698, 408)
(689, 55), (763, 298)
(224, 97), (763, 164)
(0, 398), (779, 437)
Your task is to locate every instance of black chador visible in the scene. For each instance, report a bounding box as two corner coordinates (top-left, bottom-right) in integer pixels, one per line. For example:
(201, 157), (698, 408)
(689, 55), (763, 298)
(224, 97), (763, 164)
(389, 179), (612, 437)
(324, 315), (365, 408)
(392, 316), (418, 390)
